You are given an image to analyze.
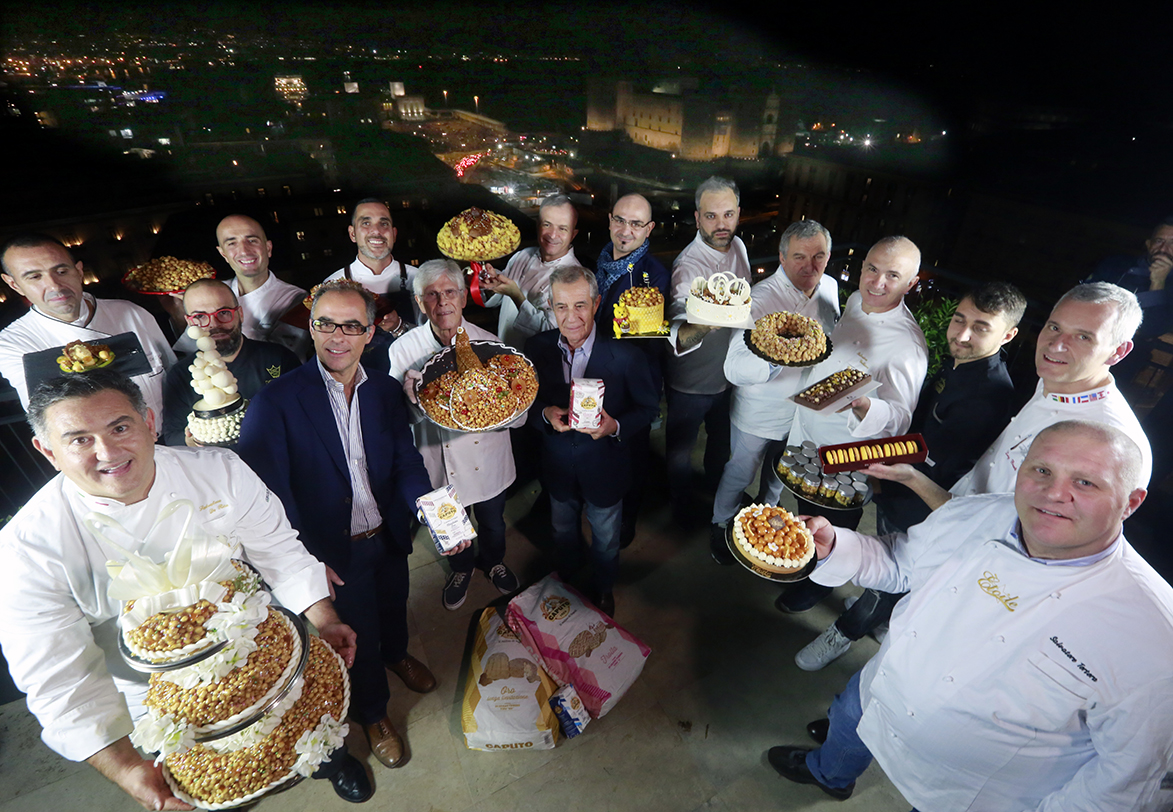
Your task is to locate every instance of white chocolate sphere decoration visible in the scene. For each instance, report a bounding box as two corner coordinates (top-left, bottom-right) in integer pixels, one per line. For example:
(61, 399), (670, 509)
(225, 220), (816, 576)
(185, 325), (246, 445)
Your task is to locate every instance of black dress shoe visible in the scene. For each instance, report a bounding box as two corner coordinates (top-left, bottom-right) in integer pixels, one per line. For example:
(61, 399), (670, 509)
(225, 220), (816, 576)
(330, 753), (373, 803)
(593, 590), (615, 617)
(709, 524), (736, 565)
(807, 718), (829, 745)
(766, 746), (853, 800)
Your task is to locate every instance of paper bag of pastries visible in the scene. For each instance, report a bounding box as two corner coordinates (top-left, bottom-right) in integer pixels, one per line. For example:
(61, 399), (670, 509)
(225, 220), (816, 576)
(505, 575), (650, 719)
(461, 608), (560, 751)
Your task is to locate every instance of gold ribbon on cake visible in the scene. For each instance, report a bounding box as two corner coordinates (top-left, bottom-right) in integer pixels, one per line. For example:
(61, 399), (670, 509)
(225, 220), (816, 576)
(88, 499), (242, 630)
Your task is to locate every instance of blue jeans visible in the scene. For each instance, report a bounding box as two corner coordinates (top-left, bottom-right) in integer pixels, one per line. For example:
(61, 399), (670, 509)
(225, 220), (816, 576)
(550, 493), (623, 593)
(806, 670), (875, 789)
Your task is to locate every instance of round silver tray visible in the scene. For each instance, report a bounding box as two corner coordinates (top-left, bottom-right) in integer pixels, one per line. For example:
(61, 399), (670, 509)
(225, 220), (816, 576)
(413, 337), (536, 433)
(770, 451), (873, 511)
(725, 522), (817, 583)
(743, 327), (833, 368)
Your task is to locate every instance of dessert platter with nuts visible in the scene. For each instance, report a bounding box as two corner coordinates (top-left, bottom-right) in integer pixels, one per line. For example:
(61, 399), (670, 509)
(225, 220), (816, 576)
(725, 504), (817, 582)
(436, 207), (522, 306)
(92, 501), (351, 810)
(744, 311), (832, 367)
(415, 327), (538, 432)
(123, 257), (216, 295)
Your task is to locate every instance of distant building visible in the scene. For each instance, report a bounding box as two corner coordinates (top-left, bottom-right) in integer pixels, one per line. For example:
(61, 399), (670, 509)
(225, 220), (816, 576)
(586, 78), (793, 161)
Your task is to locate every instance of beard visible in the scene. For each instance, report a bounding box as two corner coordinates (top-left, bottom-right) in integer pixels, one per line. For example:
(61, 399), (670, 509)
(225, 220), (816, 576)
(212, 327), (244, 357)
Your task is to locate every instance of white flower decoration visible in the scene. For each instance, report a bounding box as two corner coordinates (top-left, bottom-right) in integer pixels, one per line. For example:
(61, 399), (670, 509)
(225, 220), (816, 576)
(293, 715), (348, 777)
(130, 712), (196, 764)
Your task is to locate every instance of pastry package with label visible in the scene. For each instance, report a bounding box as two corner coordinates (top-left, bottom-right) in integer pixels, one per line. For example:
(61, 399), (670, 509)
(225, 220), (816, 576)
(461, 608), (560, 751)
(416, 485), (478, 553)
(506, 575), (649, 720)
(569, 378), (605, 430)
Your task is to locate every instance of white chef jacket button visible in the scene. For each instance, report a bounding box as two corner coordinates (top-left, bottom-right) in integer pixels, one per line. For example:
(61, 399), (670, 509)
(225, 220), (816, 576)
(879, 668), (886, 676)
(909, 631), (916, 638)
(1050, 592), (1061, 599)
(950, 586), (958, 593)
(445, 444), (450, 449)
(475, 466), (479, 471)
(474, 440), (479, 445)
(996, 635), (1005, 643)
(943, 676), (954, 683)
(907, 710), (915, 717)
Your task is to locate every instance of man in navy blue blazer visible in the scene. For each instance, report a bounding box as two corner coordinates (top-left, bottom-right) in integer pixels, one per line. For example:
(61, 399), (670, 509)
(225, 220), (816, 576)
(526, 266), (659, 617)
(239, 279), (444, 781)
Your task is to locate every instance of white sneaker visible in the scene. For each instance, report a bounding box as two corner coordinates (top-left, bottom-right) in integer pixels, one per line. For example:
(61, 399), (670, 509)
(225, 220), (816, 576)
(795, 624), (852, 671)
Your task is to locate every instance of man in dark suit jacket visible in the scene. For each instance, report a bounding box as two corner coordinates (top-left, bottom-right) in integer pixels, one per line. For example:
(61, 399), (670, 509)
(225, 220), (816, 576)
(238, 279), (441, 779)
(526, 266), (659, 617)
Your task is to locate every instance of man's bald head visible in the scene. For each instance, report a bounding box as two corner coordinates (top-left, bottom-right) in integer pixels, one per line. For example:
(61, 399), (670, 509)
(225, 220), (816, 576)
(215, 214), (272, 283)
(858, 236), (920, 314)
(609, 194), (655, 260)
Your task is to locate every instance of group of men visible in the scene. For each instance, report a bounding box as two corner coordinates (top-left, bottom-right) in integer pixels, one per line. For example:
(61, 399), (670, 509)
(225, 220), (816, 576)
(1, 183), (1172, 811)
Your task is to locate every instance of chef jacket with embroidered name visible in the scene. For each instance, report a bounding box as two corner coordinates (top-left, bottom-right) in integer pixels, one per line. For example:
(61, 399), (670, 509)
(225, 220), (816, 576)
(812, 492), (1173, 812)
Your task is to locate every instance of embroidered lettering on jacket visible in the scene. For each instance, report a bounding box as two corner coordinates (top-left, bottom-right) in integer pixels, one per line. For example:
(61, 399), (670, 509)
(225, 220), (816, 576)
(977, 570), (1019, 611)
(1049, 636), (1099, 682)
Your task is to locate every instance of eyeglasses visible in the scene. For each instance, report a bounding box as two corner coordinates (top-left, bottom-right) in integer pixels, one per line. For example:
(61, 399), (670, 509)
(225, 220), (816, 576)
(312, 318), (371, 336)
(420, 288), (462, 304)
(185, 307), (239, 327)
(610, 214), (650, 230)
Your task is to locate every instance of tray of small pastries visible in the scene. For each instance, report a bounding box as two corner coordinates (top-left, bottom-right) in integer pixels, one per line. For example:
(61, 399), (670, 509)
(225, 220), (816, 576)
(817, 433), (927, 474)
(773, 447), (874, 511)
(790, 367), (878, 411)
(22, 333), (153, 394)
(725, 504), (817, 582)
(743, 311), (833, 367)
(414, 327), (538, 432)
(122, 257), (216, 295)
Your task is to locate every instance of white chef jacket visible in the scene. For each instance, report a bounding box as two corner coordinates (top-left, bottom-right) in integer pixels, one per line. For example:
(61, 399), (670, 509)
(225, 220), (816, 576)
(0, 446), (329, 761)
(787, 291), (927, 447)
(666, 232), (752, 395)
(724, 268), (840, 440)
(228, 272), (305, 341)
(483, 246), (580, 351)
(951, 377), (1153, 495)
(324, 256), (421, 325)
(386, 319), (521, 505)
(0, 294), (175, 418)
(812, 493), (1173, 812)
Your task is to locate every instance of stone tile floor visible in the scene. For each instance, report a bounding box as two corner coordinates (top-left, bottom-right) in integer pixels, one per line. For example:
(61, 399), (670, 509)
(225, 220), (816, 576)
(0, 435), (910, 812)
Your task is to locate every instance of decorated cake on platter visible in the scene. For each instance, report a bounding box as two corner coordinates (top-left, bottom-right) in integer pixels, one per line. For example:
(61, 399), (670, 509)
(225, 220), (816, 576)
(612, 287), (667, 336)
(93, 501), (350, 809)
(749, 311), (828, 364)
(185, 326), (247, 446)
(731, 504), (815, 574)
(685, 271), (752, 325)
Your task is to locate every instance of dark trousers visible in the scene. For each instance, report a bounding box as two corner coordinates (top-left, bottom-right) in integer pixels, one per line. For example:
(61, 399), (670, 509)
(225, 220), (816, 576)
(665, 387), (731, 503)
(447, 489), (508, 574)
(781, 497), (864, 608)
(329, 532), (408, 725)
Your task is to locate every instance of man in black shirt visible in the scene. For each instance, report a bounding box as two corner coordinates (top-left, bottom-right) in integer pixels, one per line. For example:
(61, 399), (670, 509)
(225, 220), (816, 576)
(793, 281), (1026, 672)
(162, 279), (299, 447)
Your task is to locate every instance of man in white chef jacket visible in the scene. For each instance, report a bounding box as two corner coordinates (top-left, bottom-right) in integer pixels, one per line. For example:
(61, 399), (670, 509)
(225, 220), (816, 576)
(0, 370), (365, 809)
(387, 259), (522, 611)
(775, 236), (927, 613)
(214, 213), (308, 356)
(869, 281), (1152, 508)
(479, 194), (582, 351)
(769, 420), (1173, 812)
(710, 219), (839, 564)
(0, 234), (175, 420)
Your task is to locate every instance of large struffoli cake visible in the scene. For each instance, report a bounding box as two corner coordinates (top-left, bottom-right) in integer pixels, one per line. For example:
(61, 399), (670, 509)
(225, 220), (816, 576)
(732, 504), (815, 573)
(685, 271), (751, 324)
(615, 287), (665, 334)
(97, 502), (350, 809)
(437, 207), (521, 262)
(749, 311), (827, 364)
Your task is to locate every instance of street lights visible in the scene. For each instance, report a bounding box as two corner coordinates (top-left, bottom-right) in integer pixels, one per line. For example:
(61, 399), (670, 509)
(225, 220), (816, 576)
(474, 95), (479, 114)
(442, 89), (448, 107)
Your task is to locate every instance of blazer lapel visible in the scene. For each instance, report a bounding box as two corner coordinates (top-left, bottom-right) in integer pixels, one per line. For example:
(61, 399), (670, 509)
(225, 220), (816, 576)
(297, 366), (350, 482)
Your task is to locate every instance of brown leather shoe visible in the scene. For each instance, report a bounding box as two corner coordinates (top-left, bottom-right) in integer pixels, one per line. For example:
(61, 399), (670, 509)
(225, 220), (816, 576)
(364, 716), (406, 768)
(386, 654), (437, 693)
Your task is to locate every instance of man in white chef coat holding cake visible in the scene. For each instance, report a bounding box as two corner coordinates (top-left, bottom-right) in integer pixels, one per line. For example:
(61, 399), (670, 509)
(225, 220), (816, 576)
(769, 420), (1173, 812)
(0, 234), (175, 421)
(0, 370), (368, 808)
(711, 220), (840, 564)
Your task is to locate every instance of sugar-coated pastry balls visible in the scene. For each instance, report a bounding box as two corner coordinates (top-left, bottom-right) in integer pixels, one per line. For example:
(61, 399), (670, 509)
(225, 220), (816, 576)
(186, 325), (204, 340)
(195, 336), (217, 352)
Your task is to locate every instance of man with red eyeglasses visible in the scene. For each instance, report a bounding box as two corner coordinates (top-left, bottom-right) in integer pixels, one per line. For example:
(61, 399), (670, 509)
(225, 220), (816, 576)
(0, 233), (175, 421)
(161, 279), (299, 447)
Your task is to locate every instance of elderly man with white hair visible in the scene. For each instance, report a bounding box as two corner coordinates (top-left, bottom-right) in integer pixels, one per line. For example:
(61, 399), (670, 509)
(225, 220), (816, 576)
(388, 259), (523, 610)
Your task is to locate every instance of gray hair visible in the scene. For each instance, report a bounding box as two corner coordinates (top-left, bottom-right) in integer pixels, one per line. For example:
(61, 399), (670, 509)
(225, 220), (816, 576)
(779, 219), (832, 257)
(1054, 282), (1143, 347)
(27, 369), (148, 442)
(695, 176), (739, 209)
(538, 195), (577, 230)
(310, 278), (377, 326)
(1031, 420), (1144, 492)
(412, 259), (465, 297)
(548, 265), (599, 302)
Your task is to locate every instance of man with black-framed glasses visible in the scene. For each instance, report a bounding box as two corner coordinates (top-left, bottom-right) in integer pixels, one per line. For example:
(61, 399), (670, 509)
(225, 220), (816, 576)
(161, 278), (299, 447)
(239, 278), (445, 780)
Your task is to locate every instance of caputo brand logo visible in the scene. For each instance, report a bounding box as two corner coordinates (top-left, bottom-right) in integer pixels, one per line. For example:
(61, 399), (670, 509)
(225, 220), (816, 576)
(495, 625), (520, 642)
(540, 595), (571, 621)
(437, 503), (457, 520)
(581, 396), (597, 409)
(977, 571), (1019, 612)
(485, 741), (533, 749)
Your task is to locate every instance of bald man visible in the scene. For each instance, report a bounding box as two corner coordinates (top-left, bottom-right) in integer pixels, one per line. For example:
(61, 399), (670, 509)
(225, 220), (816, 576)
(214, 214), (307, 353)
